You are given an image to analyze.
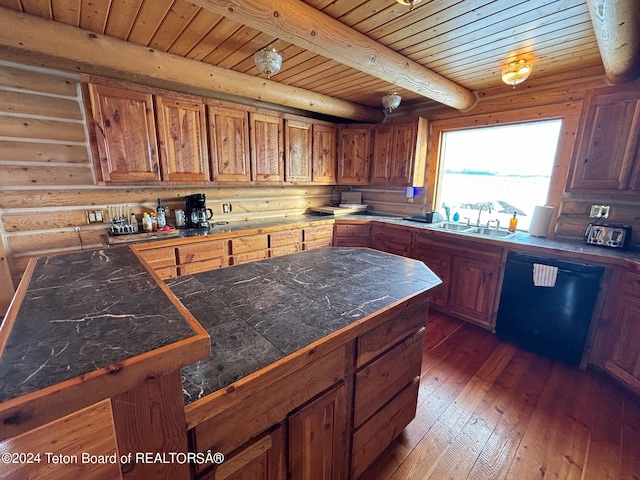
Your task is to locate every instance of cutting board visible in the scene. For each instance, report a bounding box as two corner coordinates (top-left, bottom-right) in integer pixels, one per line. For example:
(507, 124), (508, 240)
(309, 205), (367, 215)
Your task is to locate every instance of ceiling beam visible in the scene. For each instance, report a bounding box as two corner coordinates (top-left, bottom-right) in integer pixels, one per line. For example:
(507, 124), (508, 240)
(0, 7), (382, 122)
(587, 0), (640, 83)
(189, 0), (477, 111)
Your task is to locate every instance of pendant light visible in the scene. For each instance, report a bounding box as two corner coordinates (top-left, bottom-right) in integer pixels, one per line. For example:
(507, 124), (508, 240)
(501, 59), (533, 88)
(254, 46), (283, 79)
(382, 92), (402, 113)
(396, 0), (423, 10)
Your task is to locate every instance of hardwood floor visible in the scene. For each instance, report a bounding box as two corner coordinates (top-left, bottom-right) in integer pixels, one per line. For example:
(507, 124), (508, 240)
(359, 311), (640, 480)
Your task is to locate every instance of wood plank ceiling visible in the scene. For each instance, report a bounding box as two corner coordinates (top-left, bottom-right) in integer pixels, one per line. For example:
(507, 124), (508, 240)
(0, 0), (606, 111)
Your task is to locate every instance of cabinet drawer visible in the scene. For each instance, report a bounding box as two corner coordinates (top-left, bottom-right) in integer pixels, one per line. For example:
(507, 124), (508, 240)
(303, 225), (333, 242)
(229, 250), (268, 265)
(269, 230), (302, 248)
(191, 345), (347, 458)
(178, 258), (224, 276)
(621, 270), (640, 298)
(354, 329), (423, 428)
(370, 224), (413, 256)
(351, 378), (419, 479)
(138, 246), (176, 268)
(357, 303), (426, 368)
(155, 266), (178, 280)
(303, 237), (333, 250)
(176, 240), (225, 264)
(335, 223), (370, 237)
(230, 234), (268, 254)
(270, 244), (301, 257)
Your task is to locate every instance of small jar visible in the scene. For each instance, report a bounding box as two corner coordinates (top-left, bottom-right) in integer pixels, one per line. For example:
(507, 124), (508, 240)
(142, 212), (153, 232)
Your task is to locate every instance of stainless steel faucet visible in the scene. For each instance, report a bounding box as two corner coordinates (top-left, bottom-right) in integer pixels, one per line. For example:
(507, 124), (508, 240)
(476, 202), (492, 226)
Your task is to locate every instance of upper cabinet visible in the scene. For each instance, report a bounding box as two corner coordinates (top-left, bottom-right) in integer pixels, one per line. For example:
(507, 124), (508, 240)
(312, 124), (337, 184)
(285, 118), (312, 183)
(155, 95), (209, 183)
(370, 118), (428, 187)
(568, 83), (640, 193)
(207, 104), (252, 184)
(337, 126), (373, 185)
(250, 112), (285, 183)
(88, 83), (160, 183)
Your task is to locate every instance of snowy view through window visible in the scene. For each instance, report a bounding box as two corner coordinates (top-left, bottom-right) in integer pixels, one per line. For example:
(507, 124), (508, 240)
(438, 120), (563, 232)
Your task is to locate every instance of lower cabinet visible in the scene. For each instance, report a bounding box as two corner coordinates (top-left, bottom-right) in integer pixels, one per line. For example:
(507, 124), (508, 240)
(135, 244), (178, 279)
(370, 223), (413, 256)
(333, 222), (371, 247)
(176, 239), (227, 275)
(269, 229), (303, 257)
(303, 224), (334, 250)
(187, 298), (428, 480)
(228, 234), (269, 265)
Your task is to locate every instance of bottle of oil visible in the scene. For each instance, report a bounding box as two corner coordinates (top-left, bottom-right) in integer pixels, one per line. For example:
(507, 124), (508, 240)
(156, 199), (166, 228)
(508, 212), (518, 232)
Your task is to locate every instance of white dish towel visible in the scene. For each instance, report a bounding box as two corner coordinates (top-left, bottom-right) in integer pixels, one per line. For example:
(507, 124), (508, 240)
(533, 263), (558, 287)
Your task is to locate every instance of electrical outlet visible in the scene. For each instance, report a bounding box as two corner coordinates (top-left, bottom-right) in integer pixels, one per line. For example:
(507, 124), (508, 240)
(589, 205), (611, 218)
(222, 203), (230, 214)
(86, 210), (105, 224)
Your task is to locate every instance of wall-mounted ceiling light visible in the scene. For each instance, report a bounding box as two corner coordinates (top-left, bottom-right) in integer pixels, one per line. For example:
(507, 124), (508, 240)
(396, 0), (423, 10)
(254, 46), (282, 79)
(501, 58), (533, 88)
(382, 92), (402, 113)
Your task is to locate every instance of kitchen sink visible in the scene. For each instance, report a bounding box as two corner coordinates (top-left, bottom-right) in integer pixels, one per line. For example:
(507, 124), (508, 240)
(467, 226), (516, 238)
(435, 223), (475, 232)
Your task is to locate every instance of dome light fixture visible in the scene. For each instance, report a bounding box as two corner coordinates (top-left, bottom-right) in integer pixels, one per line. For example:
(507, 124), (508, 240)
(382, 92), (402, 113)
(501, 58), (533, 88)
(396, 0), (423, 10)
(254, 46), (282, 79)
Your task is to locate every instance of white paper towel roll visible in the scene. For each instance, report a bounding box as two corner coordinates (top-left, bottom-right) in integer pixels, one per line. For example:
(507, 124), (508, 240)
(529, 205), (554, 237)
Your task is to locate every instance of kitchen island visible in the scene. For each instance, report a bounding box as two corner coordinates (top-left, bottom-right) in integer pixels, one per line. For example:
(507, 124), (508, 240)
(0, 246), (441, 480)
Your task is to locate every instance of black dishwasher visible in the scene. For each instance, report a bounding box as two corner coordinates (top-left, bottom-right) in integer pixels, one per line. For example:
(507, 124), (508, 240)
(495, 252), (604, 365)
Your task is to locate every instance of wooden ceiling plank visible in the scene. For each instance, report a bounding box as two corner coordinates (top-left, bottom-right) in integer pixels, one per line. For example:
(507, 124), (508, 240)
(189, 0), (476, 110)
(148, 0), (201, 51)
(338, 0), (400, 29)
(412, 11), (593, 68)
(19, 0), (52, 17)
(0, 0), (23, 10)
(0, 6), (382, 121)
(79, 0), (111, 34)
(295, 64), (355, 90)
(587, 0), (640, 83)
(285, 60), (351, 86)
(202, 24), (262, 65)
(167, 8), (223, 57)
(104, 0), (143, 39)
(271, 53), (329, 82)
(185, 16), (243, 61)
(127, 0), (173, 46)
(215, 29), (267, 69)
(51, 0), (80, 26)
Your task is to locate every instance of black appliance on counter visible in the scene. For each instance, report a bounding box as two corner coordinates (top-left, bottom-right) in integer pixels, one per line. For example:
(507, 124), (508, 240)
(495, 252), (604, 366)
(185, 193), (213, 229)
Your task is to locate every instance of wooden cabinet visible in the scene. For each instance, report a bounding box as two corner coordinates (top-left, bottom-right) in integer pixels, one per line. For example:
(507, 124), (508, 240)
(229, 233), (269, 265)
(569, 83), (640, 192)
(412, 235), (451, 308)
(155, 95), (209, 183)
(269, 229), (303, 257)
(603, 268), (640, 396)
(337, 126), (373, 185)
(207, 104), (252, 183)
(312, 124), (337, 184)
(303, 224), (334, 250)
(448, 256), (500, 328)
(176, 239), (227, 275)
(289, 384), (348, 480)
(285, 119), (312, 183)
(136, 244), (177, 279)
(250, 112), (284, 183)
(370, 119), (428, 187)
(88, 83), (160, 183)
(333, 222), (370, 247)
(204, 427), (285, 480)
(370, 223), (413, 256)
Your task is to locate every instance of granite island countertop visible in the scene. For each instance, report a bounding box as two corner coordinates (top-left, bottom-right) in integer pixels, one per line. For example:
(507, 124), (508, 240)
(165, 247), (442, 405)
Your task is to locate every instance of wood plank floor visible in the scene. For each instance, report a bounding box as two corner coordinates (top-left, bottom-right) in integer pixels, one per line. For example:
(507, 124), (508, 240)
(359, 311), (640, 480)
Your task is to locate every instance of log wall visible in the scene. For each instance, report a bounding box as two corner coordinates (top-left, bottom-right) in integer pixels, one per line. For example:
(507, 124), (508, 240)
(0, 61), (333, 316)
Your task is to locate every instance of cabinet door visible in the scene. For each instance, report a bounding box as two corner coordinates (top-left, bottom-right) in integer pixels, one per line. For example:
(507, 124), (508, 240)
(370, 124), (393, 186)
(155, 95), (209, 182)
(370, 223), (413, 256)
(448, 256), (500, 328)
(312, 124), (337, 184)
(88, 84), (160, 183)
(333, 223), (370, 247)
(208, 105), (252, 183)
(569, 89), (640, 191)
(606, 295), (640, 391)
(250, 112), (284, 183)
(390, 122), (418, 185)
(412, 249), (451, 308)
(337, 127), (372, 185)
(289, 384), (347, 480)
(207, 427), (285, 480)
(285, 119), (312, 183)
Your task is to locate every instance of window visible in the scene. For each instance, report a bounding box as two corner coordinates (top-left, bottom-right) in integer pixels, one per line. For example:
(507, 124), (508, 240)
(437, 120), (563, 231)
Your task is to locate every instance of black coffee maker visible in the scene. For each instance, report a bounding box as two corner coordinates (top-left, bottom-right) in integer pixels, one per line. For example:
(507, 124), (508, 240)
(185, 193), (213, 229)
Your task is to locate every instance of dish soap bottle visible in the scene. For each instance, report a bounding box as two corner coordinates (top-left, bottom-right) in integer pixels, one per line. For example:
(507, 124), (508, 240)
(508, 212), (518, 232)
(156, 199), (166, 228)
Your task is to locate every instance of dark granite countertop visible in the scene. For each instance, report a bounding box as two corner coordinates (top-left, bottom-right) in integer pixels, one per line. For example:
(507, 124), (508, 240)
(0, 248), (201, 405)
(166, 247), (441, 405)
